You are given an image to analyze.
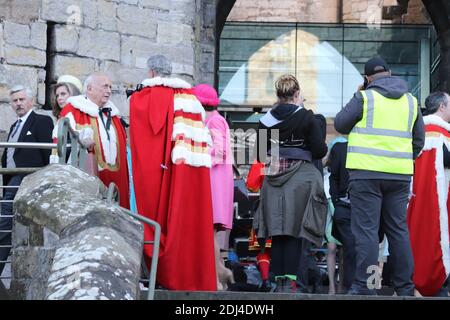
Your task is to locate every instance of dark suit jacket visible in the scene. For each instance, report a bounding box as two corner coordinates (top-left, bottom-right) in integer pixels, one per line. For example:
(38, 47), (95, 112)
(1, 111), (54, 189)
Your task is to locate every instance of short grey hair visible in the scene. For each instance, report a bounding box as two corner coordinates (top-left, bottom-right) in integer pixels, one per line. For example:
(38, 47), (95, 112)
(424, 91), (449, 115)
(9, 85), (33, 99)
(83, 74), (93, 93)
(146, 54), (172, 77)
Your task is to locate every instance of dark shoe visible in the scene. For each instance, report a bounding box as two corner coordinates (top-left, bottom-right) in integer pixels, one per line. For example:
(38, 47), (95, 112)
(347, 286), (377, 296)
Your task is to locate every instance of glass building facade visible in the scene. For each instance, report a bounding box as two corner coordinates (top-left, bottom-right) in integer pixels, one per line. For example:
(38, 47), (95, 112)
(219, 22), (436, 118)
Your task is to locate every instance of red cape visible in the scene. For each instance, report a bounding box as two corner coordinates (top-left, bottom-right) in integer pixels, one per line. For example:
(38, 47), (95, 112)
(130, 81), (216, 291)
(408, 116), (450, 296)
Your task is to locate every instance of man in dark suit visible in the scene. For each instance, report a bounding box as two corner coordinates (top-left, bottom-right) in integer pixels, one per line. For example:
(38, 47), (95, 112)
(0, 85), (53, 274)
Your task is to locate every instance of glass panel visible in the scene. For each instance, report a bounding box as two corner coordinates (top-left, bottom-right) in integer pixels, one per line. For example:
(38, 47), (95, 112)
(219, 22), (435, 116)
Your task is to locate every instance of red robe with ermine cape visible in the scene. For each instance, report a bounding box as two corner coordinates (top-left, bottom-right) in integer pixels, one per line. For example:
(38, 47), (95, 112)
(407, 114), (450, 296)
(129, 77), (217, 291)
(54, 95), (130, 208)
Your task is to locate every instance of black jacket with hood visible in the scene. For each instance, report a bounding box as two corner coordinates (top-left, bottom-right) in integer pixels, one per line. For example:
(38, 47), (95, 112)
(334, 75), (425, 181)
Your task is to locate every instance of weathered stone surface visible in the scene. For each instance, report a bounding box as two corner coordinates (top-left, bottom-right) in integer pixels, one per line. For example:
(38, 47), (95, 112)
(41, 0), (97, 29)
(78, 29), (120, 61)
(0, 103), (15, 134)
(97, 0), (118, 32)
(100, 60), (145, 87)
(156, 22), (193, 45)
(0, 64), (38, 102)
(10, 0), (40, 23)
(30, 22), (47, 50)
(139, 0), (170, 11)
(11, 164), (144, 300)
(54, 25), (79, 53)
(4, 45), (46, 67)
(14, 165), (105, 235)
(53, 55), (96, 80)
(46, 210), (143, 300)
(4, 21), (30, 47)
(117, 5), (157, 38)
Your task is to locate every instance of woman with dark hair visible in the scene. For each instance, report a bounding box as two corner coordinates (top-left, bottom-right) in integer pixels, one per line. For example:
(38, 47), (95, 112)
(252, 74), (328, 293)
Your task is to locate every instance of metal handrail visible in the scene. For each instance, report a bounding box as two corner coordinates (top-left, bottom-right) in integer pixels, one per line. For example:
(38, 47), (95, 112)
(106, 183), (160, 301)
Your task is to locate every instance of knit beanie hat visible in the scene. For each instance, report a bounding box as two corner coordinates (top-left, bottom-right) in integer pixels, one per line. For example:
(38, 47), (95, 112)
(193, 84), (220, 107)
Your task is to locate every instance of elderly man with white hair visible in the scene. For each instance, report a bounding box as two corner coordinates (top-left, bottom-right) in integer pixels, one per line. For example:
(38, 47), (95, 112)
(0, 85), (53, 274)
(129, 54), (217, 291)
(55, 73), (130, 208)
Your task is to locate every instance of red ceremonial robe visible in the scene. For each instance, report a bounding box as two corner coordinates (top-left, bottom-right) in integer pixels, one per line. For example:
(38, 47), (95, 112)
(129, 77), (216, 291)
(54, 95), (130, 208)
(408, 114), (450, 296)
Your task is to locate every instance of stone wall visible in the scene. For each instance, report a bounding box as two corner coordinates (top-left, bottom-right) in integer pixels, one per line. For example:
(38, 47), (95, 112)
(11, 164), (144, 300)
(228, 0), (430, 24)
(0, 0), (217, 135)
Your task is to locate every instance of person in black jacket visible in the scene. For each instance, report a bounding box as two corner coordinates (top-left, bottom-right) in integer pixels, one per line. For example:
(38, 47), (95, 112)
(328, 139), (356, 294)
(0, 85), (53, 274)
(255, 74), (327, 293)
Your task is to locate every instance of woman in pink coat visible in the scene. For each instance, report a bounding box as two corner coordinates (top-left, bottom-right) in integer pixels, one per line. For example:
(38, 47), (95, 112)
(193, 84), (234, 290)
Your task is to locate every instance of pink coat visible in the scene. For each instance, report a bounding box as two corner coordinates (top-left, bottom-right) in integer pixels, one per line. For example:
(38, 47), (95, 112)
(205, 110), (234, 229)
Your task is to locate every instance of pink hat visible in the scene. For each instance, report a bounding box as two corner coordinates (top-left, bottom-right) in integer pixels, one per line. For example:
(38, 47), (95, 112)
(193, 84), (220, 107)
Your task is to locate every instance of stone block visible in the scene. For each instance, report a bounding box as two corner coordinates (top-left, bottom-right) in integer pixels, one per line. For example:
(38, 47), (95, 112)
(99, 61), (145, 88)
(156, 22), (193, 45)
(0, 103), (15, 133)
(37, 82), (45, 105)
(41, 0), (97, 29)
(117, 5), (157, 38)
(54, 25), (79, 53)
(97, 0), (118, 32)
(10, 0), (40, 23)
(0, 64), (38, 99)
(4, 45), (46, 67)
(13, 222), (29, 247)
(53, 55), (96, 80)
(139, 0), (170, 11)
(4, 21), (30, 47)
(30, 22), (47, 51)
(78, 29), (120, 61)
(46, 209), (143, 300)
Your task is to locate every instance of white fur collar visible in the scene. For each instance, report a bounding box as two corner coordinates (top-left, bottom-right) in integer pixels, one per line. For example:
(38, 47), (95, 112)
(141, 77), (191, 89)
(66, 95), (121, 118)
(424, 114), (450, 132)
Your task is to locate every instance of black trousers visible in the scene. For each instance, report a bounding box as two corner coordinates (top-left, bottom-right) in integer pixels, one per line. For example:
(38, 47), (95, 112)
(0, 175), (23, 276)
(333, 203), (356, 291)
(349, 179), (414, 296)
(270, 235), (302, 278)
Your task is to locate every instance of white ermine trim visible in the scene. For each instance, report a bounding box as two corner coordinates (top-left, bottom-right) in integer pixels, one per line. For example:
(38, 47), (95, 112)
(174, 97), (206, 120)
(424, 114), (450, 132)
(171, 145), (212, 168)
(66, 95), (121, 118)
(141, 77), (191, 89)
(172, 123), (213, 146)
(426, 135), (450, 277)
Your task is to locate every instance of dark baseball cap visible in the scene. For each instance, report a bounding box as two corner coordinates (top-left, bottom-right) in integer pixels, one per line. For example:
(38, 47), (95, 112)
(364, 56), (389, 76)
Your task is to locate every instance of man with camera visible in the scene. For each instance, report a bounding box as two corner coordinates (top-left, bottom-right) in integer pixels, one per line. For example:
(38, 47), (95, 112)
(334, 56), (424, 296)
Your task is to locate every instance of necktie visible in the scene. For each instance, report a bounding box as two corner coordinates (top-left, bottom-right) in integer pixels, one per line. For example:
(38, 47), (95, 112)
(99, 107), (112, 140)
(10, 119), (22, 138)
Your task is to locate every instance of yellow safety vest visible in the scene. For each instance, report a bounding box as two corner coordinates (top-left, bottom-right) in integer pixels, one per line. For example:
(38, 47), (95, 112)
(346, 89), (417, 175)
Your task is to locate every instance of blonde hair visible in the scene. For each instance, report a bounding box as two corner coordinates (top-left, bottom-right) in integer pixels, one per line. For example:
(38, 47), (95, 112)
(51, 82), (81, 118)
(275, 74), (300, 103)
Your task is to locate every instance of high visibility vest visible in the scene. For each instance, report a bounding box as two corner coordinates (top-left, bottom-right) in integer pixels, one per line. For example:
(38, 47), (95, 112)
(346, 89), (417, 175)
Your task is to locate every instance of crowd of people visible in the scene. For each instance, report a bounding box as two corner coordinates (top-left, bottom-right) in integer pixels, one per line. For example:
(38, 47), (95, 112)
(1, 53), (449, 297)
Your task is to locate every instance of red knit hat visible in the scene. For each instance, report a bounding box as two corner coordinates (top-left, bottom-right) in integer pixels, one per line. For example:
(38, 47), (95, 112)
(193, 84), (220, 107)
